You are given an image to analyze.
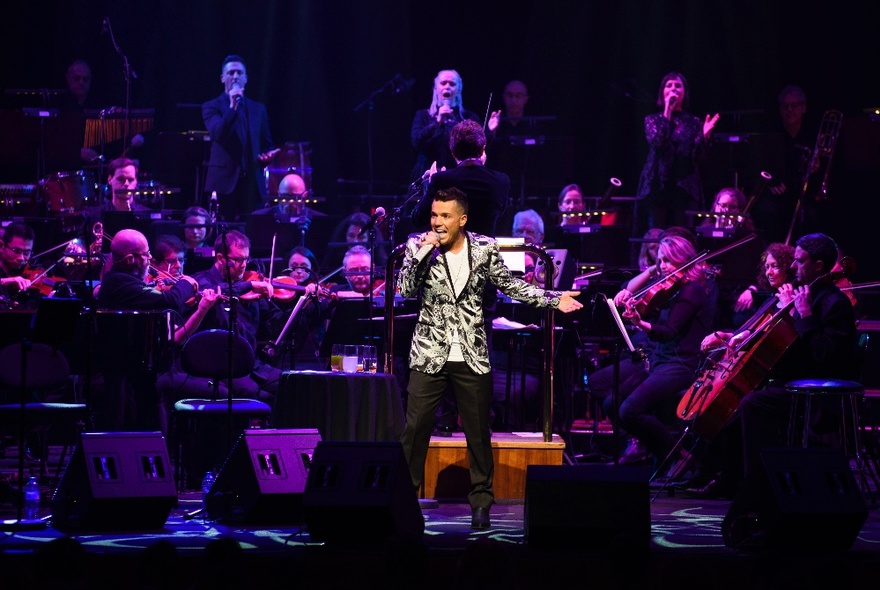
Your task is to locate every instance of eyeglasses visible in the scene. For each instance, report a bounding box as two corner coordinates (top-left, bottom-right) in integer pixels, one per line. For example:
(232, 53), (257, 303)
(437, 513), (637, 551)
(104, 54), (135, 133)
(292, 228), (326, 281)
(161, 257), (185, 266)
(226, 255), (250, 265)
(129, 250), (151, 259)
(5, 245), (33, 257)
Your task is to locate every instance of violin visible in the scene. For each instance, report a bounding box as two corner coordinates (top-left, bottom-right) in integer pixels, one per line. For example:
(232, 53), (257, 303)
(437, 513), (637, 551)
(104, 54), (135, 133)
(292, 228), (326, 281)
(628, 233), (758, 317)
(239, 271), (332, 302)
(21, 265), (69, 298)
(630, 269), (686, 317)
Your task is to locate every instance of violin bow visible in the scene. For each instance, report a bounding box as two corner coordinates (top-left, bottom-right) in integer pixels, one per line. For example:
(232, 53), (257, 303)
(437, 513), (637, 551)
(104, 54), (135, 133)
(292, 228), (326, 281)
(269, 233), (277, 281)
(482, 92), (494, 130)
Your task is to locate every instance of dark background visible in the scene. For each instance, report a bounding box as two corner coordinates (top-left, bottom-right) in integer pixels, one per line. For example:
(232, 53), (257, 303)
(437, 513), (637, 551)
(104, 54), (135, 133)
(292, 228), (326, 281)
(3, 0), (880, 282)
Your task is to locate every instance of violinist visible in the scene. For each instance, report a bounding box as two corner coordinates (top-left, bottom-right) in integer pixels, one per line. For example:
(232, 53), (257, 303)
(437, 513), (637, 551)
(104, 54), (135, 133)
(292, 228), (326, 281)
(730, 233), (857, 502)
(586, 232), (716, 472)
(94, 229), (200, 432)
(188, 229), (283, 403)
(276, 246), (333, 370)
(0, 222), (38, 307)
(96, 230), (198, 312)
(181, 206), (215, 275)
(329, 245), (384, 298)
(150, 234), (187, 287)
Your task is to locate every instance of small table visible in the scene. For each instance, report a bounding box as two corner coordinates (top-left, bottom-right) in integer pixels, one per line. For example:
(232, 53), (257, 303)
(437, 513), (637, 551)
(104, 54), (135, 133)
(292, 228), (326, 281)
(274, 370), (405, 442)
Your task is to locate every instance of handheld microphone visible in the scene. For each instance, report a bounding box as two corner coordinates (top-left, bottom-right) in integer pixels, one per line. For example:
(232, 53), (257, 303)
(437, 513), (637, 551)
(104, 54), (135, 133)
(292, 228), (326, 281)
(231, 82), (243, 104)
(357, 207), (386, 237)
(668, 93), (678, 105)
(440, 98), (452, 121)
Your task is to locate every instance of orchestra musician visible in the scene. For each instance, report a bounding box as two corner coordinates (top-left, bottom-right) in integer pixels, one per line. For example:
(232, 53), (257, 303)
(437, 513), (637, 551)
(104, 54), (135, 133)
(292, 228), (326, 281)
(329, 245), (383, 298)
(88, 157), (152, 216)
(94, 229), (200, 431)
(697, 234), (858, 511)
(0, 222), (36, 307)
(412, 120), (509, 238)
(188, 229), (284, 403)
(274, 246), (332, 371)
(586, 233), (717, 471)
(149, 234), (187, 287)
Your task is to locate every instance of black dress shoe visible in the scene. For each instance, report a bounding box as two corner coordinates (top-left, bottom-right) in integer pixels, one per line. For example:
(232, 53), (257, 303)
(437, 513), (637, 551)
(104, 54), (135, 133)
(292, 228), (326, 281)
(683, 478), (736, 500)
(471, 506), (490, 529)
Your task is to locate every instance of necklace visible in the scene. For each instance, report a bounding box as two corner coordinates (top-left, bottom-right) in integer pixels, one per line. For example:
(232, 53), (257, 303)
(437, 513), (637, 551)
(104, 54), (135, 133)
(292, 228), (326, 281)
(445, 247), (469, 295)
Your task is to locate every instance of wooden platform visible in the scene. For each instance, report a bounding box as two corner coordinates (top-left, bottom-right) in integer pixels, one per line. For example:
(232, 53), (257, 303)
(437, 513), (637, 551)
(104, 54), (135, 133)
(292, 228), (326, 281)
(422, 432), (565, 500)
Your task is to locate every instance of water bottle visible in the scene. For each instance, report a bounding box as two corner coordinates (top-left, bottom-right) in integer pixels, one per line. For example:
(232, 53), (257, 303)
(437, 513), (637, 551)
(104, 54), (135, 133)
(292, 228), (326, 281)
(24, 476), (40, 520)
(201, 471), (215, 511)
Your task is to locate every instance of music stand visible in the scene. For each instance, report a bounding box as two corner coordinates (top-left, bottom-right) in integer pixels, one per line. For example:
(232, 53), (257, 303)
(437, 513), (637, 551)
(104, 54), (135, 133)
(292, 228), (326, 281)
(1, 296), (83, 531)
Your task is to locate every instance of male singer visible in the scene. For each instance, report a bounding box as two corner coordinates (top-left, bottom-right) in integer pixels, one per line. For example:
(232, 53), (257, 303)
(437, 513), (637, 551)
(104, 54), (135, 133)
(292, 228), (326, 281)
(398, 187), (582, 529)
(202, 54), (279, 221)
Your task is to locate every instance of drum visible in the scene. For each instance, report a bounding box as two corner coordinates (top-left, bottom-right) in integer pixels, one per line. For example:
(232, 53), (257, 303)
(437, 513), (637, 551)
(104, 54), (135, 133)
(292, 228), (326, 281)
(39, 170), (97, 213)
(264, 141), (312, 197)
(94, 310), (174, 373)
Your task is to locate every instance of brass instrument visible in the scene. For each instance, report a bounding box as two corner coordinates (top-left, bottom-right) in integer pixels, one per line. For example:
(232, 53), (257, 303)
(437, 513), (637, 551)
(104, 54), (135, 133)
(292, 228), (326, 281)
(739, 171), (772, 227)
(806, 109), (843, 201)
(786, 110), (843, 244)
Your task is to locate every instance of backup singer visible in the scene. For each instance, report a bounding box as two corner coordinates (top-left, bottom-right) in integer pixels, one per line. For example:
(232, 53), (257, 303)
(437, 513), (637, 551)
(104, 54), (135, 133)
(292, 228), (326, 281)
(634, 71), (719, 237)
(202, 54), (279, 221)
(409, 70), (498, 184)
(398, 188), (581, 529)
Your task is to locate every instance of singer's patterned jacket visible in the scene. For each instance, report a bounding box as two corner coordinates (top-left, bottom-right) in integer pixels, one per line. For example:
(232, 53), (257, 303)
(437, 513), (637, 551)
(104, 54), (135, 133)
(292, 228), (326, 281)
(398, 231), (562, 375)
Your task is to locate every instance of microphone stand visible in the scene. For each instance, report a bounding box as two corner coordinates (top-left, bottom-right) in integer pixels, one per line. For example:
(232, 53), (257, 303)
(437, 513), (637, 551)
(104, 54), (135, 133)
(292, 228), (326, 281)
(219, 225), (237, 454)
(104, 17), (138, 152)
(354, 73), (413, 203)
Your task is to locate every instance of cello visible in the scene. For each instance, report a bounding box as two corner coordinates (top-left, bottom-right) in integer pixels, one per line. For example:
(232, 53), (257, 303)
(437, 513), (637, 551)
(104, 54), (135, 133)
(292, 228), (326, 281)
(676, 266), (851, 441)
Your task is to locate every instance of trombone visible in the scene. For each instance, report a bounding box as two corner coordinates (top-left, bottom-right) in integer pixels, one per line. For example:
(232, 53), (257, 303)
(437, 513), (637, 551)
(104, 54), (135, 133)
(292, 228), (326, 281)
(784, 109), (843, 244)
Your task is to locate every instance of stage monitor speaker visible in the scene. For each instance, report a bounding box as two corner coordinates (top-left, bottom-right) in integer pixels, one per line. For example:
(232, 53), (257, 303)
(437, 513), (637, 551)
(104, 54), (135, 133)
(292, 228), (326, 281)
(524, 464), (651, 552)
(302, 441), (424, 544)
(534, 248), (576, 290)
(205, 428), (322, 524)
(51, 432), (177, 530)
(722, 447), (868, 553)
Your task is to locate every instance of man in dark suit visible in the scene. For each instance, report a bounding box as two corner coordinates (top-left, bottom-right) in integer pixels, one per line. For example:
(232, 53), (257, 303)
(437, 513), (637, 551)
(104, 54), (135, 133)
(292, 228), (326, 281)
(411, 120), (509, 237)
(202, 54), (279, 221)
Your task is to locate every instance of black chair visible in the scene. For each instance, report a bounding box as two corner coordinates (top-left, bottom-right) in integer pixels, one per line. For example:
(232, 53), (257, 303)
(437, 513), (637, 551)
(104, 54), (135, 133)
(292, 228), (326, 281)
(170, 329), (272, 491)
(0, 343), (87, 481)
(785, 333), (876, 496)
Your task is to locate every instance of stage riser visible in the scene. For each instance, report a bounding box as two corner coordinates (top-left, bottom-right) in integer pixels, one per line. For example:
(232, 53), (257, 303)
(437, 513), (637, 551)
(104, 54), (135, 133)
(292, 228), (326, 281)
(422, 434), (565, 500)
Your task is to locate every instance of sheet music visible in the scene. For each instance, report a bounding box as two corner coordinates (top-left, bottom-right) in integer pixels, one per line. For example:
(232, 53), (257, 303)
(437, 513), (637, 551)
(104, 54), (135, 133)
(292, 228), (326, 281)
(604, 295), (639, 353)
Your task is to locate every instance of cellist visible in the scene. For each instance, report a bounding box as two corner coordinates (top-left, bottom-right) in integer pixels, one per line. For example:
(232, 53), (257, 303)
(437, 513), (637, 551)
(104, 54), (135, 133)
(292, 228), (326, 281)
(706, 234), (857, 528)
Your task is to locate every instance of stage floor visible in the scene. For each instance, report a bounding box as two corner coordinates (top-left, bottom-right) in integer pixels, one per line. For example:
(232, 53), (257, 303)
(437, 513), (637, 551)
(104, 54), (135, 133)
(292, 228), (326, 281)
(3, 480), (880, 589)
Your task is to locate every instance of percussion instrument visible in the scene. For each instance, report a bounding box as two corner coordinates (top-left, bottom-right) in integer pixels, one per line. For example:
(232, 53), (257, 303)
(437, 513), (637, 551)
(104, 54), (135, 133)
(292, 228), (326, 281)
(263, 141), (312, 197)
(39, 170), (96, 214)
